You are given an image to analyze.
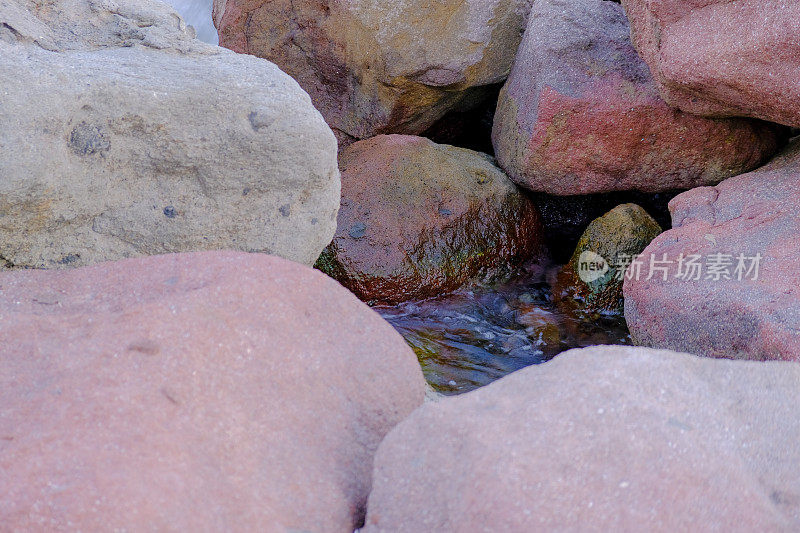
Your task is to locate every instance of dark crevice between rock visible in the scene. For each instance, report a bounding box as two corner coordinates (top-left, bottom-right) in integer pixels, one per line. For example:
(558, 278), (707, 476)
(0, 252), (18, 269)
(0, 22), (22, 42)
(529, 188), (685, 263)
(421, 83), (502, 156)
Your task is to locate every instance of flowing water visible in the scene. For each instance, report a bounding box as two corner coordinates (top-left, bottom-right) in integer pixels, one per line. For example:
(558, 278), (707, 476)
(376, 262), (631, 395)
(161, 0), (640, 396)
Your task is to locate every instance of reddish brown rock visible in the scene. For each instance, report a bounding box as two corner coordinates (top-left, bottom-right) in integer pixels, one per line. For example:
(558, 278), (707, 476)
(622, 0), (800, 128)
(213, 0), (533, 142)
(624, 138), (800, 361)
(364, 345), (800, 532)
(0, 251), (425, 530)
(492, 0), (786, 195)
(315, 135), (544, 304)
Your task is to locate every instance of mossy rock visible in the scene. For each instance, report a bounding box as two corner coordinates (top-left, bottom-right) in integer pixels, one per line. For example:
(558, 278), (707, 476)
(557, 203), (662, 313)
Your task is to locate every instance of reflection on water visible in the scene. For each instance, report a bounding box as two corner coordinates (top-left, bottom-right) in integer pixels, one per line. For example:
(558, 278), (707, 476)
(376, 263), (630, 395)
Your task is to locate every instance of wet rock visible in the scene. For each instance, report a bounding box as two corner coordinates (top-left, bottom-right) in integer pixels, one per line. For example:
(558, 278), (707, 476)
(624, 138), (800, 361)
(364, 345), (800, 532)
(316, 135), (544, 304)
(492, 0), (786, 195)
(514, 305), (561, 348)
(0, 251), (425, 530)
(533, 189), (679, 263)
(214, 0), (533, 142)
(622, 0), (800, 128)
(0, 0), (339, 268)
(557, 204), (662, 313)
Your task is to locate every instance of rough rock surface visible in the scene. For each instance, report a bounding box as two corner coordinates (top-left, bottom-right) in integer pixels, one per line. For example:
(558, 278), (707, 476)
(622, 0), (800, 128)
(0, 0), (339, 268)
(316, 135), (544, 304)
(0, 251), (426, 530)
(214, 0), (533, 142)
(492, 0), (786, 195)
(556, 203), (661, 313)
(624, 137), (800, 361)
(364, 345), (800, 532)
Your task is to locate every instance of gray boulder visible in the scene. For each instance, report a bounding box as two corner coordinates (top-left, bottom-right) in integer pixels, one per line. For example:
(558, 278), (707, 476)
(0, 0), (339, 268)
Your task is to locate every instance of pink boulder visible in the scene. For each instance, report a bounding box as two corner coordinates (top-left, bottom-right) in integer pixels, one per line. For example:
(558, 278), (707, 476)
(624, 138), (800, 361)
(0, 251), (425, 530)
(364, 345), (800, 531)
(622, 0), (800, 128)
(492, 0), (786, 195)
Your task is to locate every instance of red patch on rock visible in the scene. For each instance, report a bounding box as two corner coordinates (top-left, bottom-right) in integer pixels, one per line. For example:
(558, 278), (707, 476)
(622, 0), (800, 127)
(492, 0), (787, 195)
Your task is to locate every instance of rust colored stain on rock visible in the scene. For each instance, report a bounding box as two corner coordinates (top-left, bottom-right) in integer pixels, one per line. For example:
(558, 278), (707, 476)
(316, 135), (545, 304)
(492, 0), (787, 195)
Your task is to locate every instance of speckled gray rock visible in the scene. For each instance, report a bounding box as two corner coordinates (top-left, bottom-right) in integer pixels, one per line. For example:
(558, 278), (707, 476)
(0, 0), (339, 268)
(364, 345), (800, 532)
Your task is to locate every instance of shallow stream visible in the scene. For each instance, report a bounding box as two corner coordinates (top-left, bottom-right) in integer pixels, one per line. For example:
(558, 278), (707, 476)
(376, 262), (631, 395)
